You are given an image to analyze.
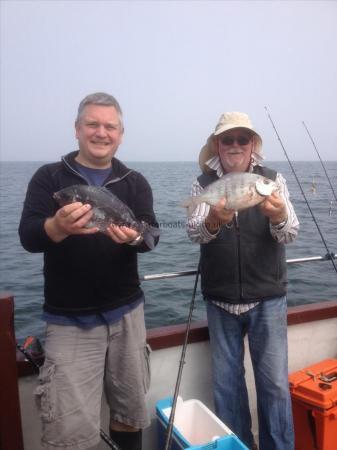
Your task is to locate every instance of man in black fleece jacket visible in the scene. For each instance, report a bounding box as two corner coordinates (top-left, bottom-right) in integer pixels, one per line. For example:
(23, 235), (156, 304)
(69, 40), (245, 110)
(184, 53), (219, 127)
(19, 92), (159, 450)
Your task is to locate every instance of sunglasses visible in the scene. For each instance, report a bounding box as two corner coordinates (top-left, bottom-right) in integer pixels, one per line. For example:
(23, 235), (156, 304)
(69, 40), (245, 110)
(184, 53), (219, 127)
(220, 135), (251, 146)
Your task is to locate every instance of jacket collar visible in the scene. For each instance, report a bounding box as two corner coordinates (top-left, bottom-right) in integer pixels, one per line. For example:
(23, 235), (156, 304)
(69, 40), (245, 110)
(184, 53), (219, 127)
(62, 151), (133, 184)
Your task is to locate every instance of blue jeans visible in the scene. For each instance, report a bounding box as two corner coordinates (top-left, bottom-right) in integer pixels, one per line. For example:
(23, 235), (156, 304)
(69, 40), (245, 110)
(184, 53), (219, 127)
(206, 297), (294, 450)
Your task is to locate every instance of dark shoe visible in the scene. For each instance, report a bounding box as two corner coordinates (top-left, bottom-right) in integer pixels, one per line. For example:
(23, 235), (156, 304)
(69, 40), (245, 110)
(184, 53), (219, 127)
(109, 429), (142, 450)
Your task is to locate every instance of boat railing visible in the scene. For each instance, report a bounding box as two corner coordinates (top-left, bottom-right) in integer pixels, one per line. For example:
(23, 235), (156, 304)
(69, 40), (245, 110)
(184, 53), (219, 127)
(141, 253), (337, 281)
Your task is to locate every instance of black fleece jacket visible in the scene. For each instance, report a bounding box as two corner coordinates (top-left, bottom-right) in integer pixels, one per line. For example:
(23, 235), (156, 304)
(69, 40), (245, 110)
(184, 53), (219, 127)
(19, 151), (159, 315)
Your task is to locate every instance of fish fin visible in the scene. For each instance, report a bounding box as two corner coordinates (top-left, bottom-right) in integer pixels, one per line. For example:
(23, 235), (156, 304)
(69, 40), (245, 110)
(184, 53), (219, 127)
(148, 225), (161, 237)
(143, 227), (159, 250)
(180, 197), (191, 208)
(143, 233), (155, 250)
(141, 224), (160, 250)
(180, 197), (200, 216)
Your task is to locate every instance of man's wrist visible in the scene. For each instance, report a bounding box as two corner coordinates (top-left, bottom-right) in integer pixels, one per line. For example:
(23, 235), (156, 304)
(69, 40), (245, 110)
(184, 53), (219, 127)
(44, 217), (68, 243)
(205, 210), (221, 234)
(271, 217), (288, 229)
(205, 220), (220, 234)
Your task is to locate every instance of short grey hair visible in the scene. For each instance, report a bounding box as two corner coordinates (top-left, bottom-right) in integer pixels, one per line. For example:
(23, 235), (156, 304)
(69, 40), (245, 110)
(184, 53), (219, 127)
(76, 92), (124, 129)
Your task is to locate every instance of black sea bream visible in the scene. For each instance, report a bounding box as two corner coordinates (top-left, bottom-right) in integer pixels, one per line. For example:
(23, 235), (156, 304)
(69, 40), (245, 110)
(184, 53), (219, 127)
(53, 185), (160, 249)
(182, 172), (277, 214)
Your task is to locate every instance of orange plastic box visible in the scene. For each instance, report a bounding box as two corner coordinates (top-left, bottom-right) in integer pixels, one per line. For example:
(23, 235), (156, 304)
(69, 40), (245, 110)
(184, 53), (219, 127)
(289, 359), (337, 450)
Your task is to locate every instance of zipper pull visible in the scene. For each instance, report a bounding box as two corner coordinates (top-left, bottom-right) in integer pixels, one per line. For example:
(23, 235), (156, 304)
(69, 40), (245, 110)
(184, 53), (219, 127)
(234, 211), (239, 230)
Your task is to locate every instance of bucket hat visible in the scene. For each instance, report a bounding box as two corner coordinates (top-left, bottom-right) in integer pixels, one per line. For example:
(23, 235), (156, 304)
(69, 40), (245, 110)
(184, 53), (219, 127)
(199, 112), (263, 172)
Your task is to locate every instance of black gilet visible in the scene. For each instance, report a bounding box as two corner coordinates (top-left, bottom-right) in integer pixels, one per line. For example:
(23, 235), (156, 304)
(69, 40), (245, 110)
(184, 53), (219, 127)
(198, 166), (287, 304)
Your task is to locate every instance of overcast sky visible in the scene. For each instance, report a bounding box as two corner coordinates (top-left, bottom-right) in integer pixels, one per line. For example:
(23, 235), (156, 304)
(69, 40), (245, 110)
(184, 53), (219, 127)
(1, 0), (336, 162)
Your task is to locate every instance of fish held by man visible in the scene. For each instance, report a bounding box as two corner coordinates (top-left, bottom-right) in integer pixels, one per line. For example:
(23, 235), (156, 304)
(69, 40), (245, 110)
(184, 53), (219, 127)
(181, 172), (277, 214)
(53, 185), (160, 249)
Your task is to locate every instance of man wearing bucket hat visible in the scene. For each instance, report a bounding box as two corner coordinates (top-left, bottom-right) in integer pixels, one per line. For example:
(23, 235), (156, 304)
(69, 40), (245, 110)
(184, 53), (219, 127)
(186, 112), (299, 450)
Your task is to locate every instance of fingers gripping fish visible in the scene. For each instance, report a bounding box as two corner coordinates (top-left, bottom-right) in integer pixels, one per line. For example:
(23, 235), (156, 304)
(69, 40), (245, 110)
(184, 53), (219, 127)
(53, 185), (160, 249)
(181, 172), (277, 215)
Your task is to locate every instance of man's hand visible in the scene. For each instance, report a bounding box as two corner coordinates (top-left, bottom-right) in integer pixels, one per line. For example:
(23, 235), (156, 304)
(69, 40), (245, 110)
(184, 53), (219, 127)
(105, 224), (140, 244)
(44, 202), (99, 243)
(205, 198), (236, 234)
(259, 192), (287, 225)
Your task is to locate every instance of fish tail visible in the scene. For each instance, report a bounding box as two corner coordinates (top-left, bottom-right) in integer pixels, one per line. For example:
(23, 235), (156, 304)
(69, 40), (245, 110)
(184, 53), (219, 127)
(180, 196), (201, 215)
(142, 224), (160, 250)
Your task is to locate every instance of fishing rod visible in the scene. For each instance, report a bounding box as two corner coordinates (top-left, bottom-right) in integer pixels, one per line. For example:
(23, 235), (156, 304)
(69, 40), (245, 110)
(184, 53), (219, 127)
(164, 262), (200, 450)
(302, 121), (337, 204)
(264, 106), (337, 274)
(15, 342), (121, 450)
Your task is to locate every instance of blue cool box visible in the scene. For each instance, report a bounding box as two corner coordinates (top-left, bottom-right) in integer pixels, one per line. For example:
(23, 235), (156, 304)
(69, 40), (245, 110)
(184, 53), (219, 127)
(156, 397), (249, 450)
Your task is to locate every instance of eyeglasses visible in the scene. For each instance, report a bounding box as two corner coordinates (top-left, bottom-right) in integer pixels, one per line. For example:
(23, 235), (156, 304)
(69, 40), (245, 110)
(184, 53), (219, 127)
(220, 135), (251, 146)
